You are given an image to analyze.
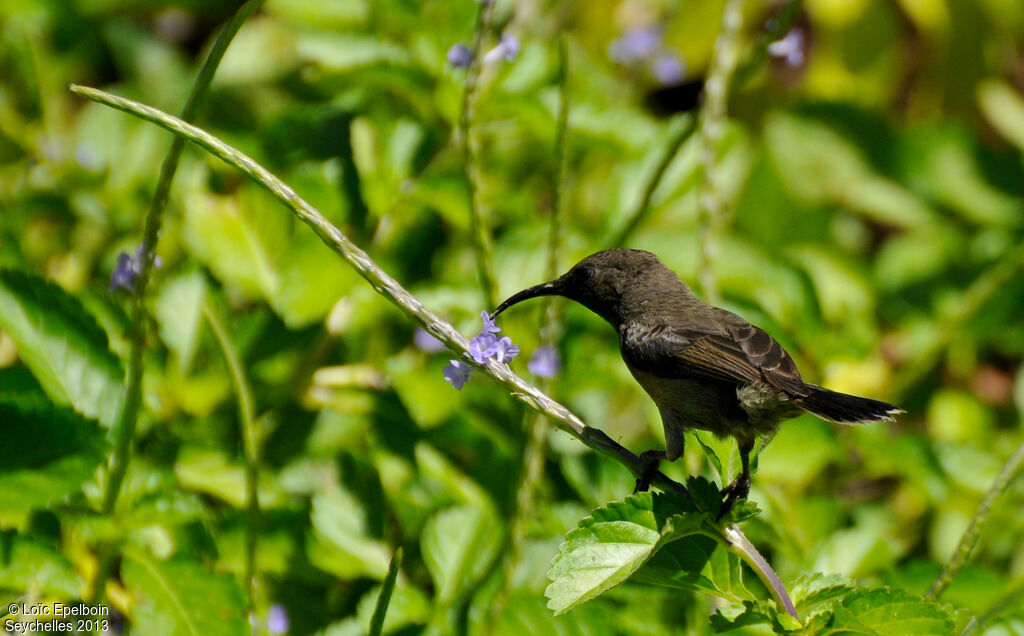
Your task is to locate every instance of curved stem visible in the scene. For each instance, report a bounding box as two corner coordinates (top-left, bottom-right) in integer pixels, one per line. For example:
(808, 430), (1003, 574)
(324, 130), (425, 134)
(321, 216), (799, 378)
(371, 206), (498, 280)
(927, 435), (1024, 600)
(457, 0), (500, 309)
(102, 0), (264, 515)
(203, 298), (260, 607)
(722, 524), (800, 621)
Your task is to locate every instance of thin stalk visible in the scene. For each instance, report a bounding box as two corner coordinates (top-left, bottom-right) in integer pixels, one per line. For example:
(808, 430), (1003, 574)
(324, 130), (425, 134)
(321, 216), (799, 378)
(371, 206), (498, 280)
(71, 85), (794, 618)
(927, 434), (1024, 600)
(102, 0), (264, 515)
(203, 299), (260, 607)
(697, 0), (746, 305)
(458, 0), (500, 309)
(490, 36), (571, 628)
(611, 114), (697, 248)
(369, 548), (404, 636)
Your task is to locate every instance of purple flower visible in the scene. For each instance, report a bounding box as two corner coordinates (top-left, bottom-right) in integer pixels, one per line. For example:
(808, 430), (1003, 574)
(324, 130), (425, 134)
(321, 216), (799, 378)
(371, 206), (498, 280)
(267, 604), (289, 635)
(609, 26), (661, 64)
(483, 35), (520, 65)
(491, 336), (520, 363)
(468, 332), (498, 363)
(528, 346), (560, 378)
(447, 43), (473, 69)
(768, 28), (806, 68)
(480, 310), (500, 334)
(652, 53), (686, 86)
(443, 360), (472, 390)
(109, 243), (161, 294)
(414, 328), (447, 353)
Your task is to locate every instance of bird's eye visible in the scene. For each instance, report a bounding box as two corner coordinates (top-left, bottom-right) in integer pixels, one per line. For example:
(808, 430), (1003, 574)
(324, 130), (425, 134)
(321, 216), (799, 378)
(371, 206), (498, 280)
(577, 266), (595, 281)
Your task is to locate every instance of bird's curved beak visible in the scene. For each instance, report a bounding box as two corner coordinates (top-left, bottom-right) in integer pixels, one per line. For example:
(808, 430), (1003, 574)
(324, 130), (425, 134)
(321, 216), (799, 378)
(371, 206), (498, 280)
(491, 279), (565, 319)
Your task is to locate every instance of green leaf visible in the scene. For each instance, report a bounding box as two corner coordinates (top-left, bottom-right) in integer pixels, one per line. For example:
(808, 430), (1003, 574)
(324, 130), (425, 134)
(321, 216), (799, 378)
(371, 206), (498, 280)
(832, 588), (955, 635)
(0, 269), (123, 426)
(122, 553), (248, 636)
(546, 490), (740, 615)
(154, 269), (208, 375)
(421, 504), (503, 605)
(307, 487), (391, 581)
(0, 402), (108, 513)
(0, 535), (84, 598)
(978, 79), (1024, 150)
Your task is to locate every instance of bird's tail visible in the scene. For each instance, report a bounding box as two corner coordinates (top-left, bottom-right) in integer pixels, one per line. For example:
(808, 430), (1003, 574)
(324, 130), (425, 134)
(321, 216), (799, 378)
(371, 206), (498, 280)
(797, 384), (904, 424)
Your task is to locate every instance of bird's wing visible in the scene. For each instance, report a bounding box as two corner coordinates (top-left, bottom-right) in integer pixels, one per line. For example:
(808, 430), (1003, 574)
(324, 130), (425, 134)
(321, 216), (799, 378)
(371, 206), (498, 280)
(623, 310), (808, 396)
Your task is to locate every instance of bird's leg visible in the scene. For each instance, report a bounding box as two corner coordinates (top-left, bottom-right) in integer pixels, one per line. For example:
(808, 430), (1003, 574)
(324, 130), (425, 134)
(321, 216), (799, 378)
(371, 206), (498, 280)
(719, 438), (754, 519)
(634, 450), (667, 493)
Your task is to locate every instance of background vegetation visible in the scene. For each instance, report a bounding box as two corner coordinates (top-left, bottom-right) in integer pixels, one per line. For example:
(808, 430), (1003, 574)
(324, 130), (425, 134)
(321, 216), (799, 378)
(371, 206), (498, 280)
(2, 0), (1024, 634)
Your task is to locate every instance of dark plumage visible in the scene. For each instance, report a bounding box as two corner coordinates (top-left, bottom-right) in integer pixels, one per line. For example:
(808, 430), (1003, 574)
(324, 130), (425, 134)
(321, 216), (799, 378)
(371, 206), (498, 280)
(492, 249), (903, 512)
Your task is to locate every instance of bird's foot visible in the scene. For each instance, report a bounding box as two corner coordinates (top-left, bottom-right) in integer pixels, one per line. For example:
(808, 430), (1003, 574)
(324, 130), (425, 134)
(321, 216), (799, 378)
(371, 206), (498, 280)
(717, 473), (751, 520)
(634, 450), (667, 493)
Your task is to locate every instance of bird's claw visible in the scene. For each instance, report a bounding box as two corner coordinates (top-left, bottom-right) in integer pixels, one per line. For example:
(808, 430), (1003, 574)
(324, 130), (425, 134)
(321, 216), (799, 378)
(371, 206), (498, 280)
(634, 450), (667, 493)
(717, 474), (751, 521)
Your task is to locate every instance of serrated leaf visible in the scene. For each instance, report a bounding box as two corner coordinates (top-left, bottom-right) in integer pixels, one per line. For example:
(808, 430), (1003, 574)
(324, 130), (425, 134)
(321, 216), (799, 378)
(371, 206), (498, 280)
(122, 553), (248, 636)
(0, 269), (124, 426)
(836, 588), (955, 636)
(789, 573), (856, 611)
(0, 402), (108, 513)
(546, 491), (736, 615)
(710, 600), (799, 633)
(421, 504), (503, 605)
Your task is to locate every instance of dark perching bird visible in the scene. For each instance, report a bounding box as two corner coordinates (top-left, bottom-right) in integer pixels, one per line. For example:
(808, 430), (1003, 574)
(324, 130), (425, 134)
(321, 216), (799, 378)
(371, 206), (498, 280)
(492, 249), (904, 514)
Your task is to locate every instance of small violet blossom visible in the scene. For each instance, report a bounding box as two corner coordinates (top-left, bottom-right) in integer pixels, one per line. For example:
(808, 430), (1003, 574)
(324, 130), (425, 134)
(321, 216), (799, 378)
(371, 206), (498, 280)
(491, 336), (520, 363)
(109, 243), (161, 294)
(528, 345), (560, 378)
(267, 605), (289, 635)
(483, 35), (520, 65)
(651, 53), (686, 86)
(447, 43), (473, 69)
(480, 310), (501, 334)
(441, 311), (524, 389)
(609, 26), (661, 64)
(468, 332), (498, 363)
(768, 28), (806, 68)
(443, 360), (472, 390)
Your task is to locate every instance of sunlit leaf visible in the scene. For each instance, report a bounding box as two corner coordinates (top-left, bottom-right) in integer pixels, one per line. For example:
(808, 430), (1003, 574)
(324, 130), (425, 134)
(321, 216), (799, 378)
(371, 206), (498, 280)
(0, 269), (123, 426)
(421, 504), (503, 604)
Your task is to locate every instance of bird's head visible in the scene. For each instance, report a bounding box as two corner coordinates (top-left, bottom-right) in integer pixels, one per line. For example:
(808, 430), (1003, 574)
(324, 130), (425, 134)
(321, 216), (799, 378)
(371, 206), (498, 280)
(491, 249), (678, 327)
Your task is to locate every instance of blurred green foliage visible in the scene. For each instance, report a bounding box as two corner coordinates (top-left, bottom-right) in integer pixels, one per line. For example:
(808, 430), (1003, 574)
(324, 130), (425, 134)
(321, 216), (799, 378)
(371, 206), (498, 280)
(1, 0), (1024, 634)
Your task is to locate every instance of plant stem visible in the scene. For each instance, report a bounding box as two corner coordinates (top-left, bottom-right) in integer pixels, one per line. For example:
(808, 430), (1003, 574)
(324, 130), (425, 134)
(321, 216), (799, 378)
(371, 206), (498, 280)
(203, 298), (260, 608)
(369, 547), (404, 636)
(722, 524), (800, 621)
(927, 434), (1024, 600)
(458, 0), (500, 309)
(611, 113), (697, 248)
(102, 0), (264, 515)
(71, 84), (795, 618)
(697, 0), (746, 305)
